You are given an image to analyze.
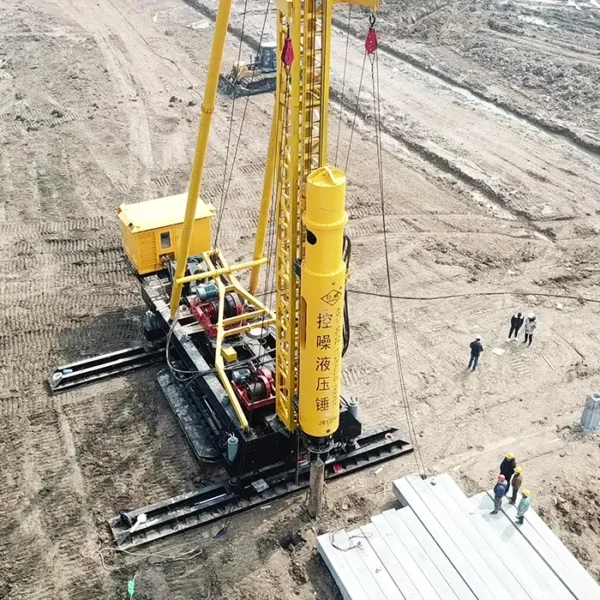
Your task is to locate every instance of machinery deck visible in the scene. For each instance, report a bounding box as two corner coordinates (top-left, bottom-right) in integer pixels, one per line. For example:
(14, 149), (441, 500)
(47, 272), (414, 551)
(109, 428), (412, 550)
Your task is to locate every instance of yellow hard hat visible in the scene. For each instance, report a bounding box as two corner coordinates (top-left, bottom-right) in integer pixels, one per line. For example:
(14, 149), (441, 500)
(514, 467), (522, 474)
(506, 452), (515, 460)
(522, 489), (531, 497)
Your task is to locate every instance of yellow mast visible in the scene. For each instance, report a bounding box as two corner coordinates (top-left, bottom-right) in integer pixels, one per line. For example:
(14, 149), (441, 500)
(169, 0), (234, 318)
(272, 0), (377, 432)
(268, 0), (377, 515)
(272, 0), (333, 431)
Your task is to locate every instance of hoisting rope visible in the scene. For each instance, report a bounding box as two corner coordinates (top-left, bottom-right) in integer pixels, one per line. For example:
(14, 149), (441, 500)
(343, 50), (367, 174)
(214, 0), (250, 246)
(258, 32), (293, 374)
(334, 5), (352, 167)
(213, 0), (272, 247)
(366, 15), (427, 477)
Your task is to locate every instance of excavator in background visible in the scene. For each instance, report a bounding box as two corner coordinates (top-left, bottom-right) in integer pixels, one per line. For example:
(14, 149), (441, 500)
(48, 0), (413, 549)
(218, 41), (277, 97)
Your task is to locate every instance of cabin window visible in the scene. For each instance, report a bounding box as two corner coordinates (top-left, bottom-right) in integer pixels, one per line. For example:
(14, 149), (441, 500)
(160, 231), (171, 249)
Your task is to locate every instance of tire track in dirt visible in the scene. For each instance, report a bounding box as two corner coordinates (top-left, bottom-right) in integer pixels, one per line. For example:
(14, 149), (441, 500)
(0, 213), (141, 412)
(333, 16), (600, 157)
(0, 299), (142, 406)
(0, 105), (79, 130)
(330, 93), (556, 243)
(0, 216), (110, 236)
(29, 409), (106, 599)
(64, 375), (199, 519)
(0, 414), (63, 600)
(51, 0), (160, 176)
(488, 29), (600, 65)
(215, 207), (535, 245)
(0, 410), (105, 599)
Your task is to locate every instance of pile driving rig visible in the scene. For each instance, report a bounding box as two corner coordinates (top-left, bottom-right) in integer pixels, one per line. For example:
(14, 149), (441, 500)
(49, 0), (413, 549)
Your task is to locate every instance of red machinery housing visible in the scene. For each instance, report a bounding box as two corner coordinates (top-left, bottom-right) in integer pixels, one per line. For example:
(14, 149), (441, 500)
(189, 290), (244, 338)
(231, 366), (275, 410)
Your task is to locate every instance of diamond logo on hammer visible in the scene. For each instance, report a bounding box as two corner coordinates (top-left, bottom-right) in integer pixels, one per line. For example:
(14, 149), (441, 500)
(321, 290), (342, 306)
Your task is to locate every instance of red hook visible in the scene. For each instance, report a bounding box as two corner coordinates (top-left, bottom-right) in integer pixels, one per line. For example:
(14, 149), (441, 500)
(365, 14), (378, 55)
(282, 26), (294, 66)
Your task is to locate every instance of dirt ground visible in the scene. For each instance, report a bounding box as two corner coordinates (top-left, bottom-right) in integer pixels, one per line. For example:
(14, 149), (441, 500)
(370, 0), (600, 147)
(1, 0), (600, 598)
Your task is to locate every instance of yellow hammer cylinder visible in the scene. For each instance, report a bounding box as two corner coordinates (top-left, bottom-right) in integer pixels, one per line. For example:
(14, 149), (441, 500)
(299, 166), (348, 440)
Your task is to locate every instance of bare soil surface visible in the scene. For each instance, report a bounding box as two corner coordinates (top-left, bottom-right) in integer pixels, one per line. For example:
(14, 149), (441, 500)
(1, 0), (600, 598)
(370, 0), (600, 147)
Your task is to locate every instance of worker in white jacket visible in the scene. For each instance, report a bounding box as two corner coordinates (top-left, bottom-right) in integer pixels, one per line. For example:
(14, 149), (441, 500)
(523, 313), (537, 346)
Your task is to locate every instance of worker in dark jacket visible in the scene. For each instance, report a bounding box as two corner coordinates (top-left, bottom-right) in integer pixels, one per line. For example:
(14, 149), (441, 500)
(508, 312), (524, 341)
(491, 475), (507, 514)
(468, 336), (484, 371)
(500, 452), (516, 494)
(509, 466), (523, 504)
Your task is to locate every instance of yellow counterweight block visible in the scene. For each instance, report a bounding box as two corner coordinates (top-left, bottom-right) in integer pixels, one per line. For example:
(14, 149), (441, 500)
(299, 166), (348, 439)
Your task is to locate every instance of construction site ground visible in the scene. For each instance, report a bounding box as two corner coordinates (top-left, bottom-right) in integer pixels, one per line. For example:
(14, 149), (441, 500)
(1, 0), (599, 598)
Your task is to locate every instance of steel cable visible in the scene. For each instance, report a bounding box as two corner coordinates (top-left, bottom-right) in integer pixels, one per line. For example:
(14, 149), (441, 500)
(342, 234), (351, 356)
(214, 0), (250, 246)
(369, 46), (427, 477)
(344, 49), (367, 174)
(214, 0), (272, 247)
(334, 5), (352, 167)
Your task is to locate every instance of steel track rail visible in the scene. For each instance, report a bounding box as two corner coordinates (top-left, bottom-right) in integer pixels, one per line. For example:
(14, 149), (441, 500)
(109, 427), (412, 550)
(47, 344), (165, 394)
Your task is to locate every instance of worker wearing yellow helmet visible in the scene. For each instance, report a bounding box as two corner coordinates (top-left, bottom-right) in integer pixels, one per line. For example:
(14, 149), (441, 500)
(500, 452), (517, 497)
(509, 466), (523, 505)
(516, 490), (531, 525)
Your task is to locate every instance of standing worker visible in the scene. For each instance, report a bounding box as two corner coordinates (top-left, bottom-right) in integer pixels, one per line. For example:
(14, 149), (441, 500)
(500, 452), (516, 493)
(508, 312), (524, 341)
(523, 313), (537, 346)
(468, 336), (484, 371)
(509, 466), (523, 504)
(491, 475), (507, 514)
(516, 490), (531, 525)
